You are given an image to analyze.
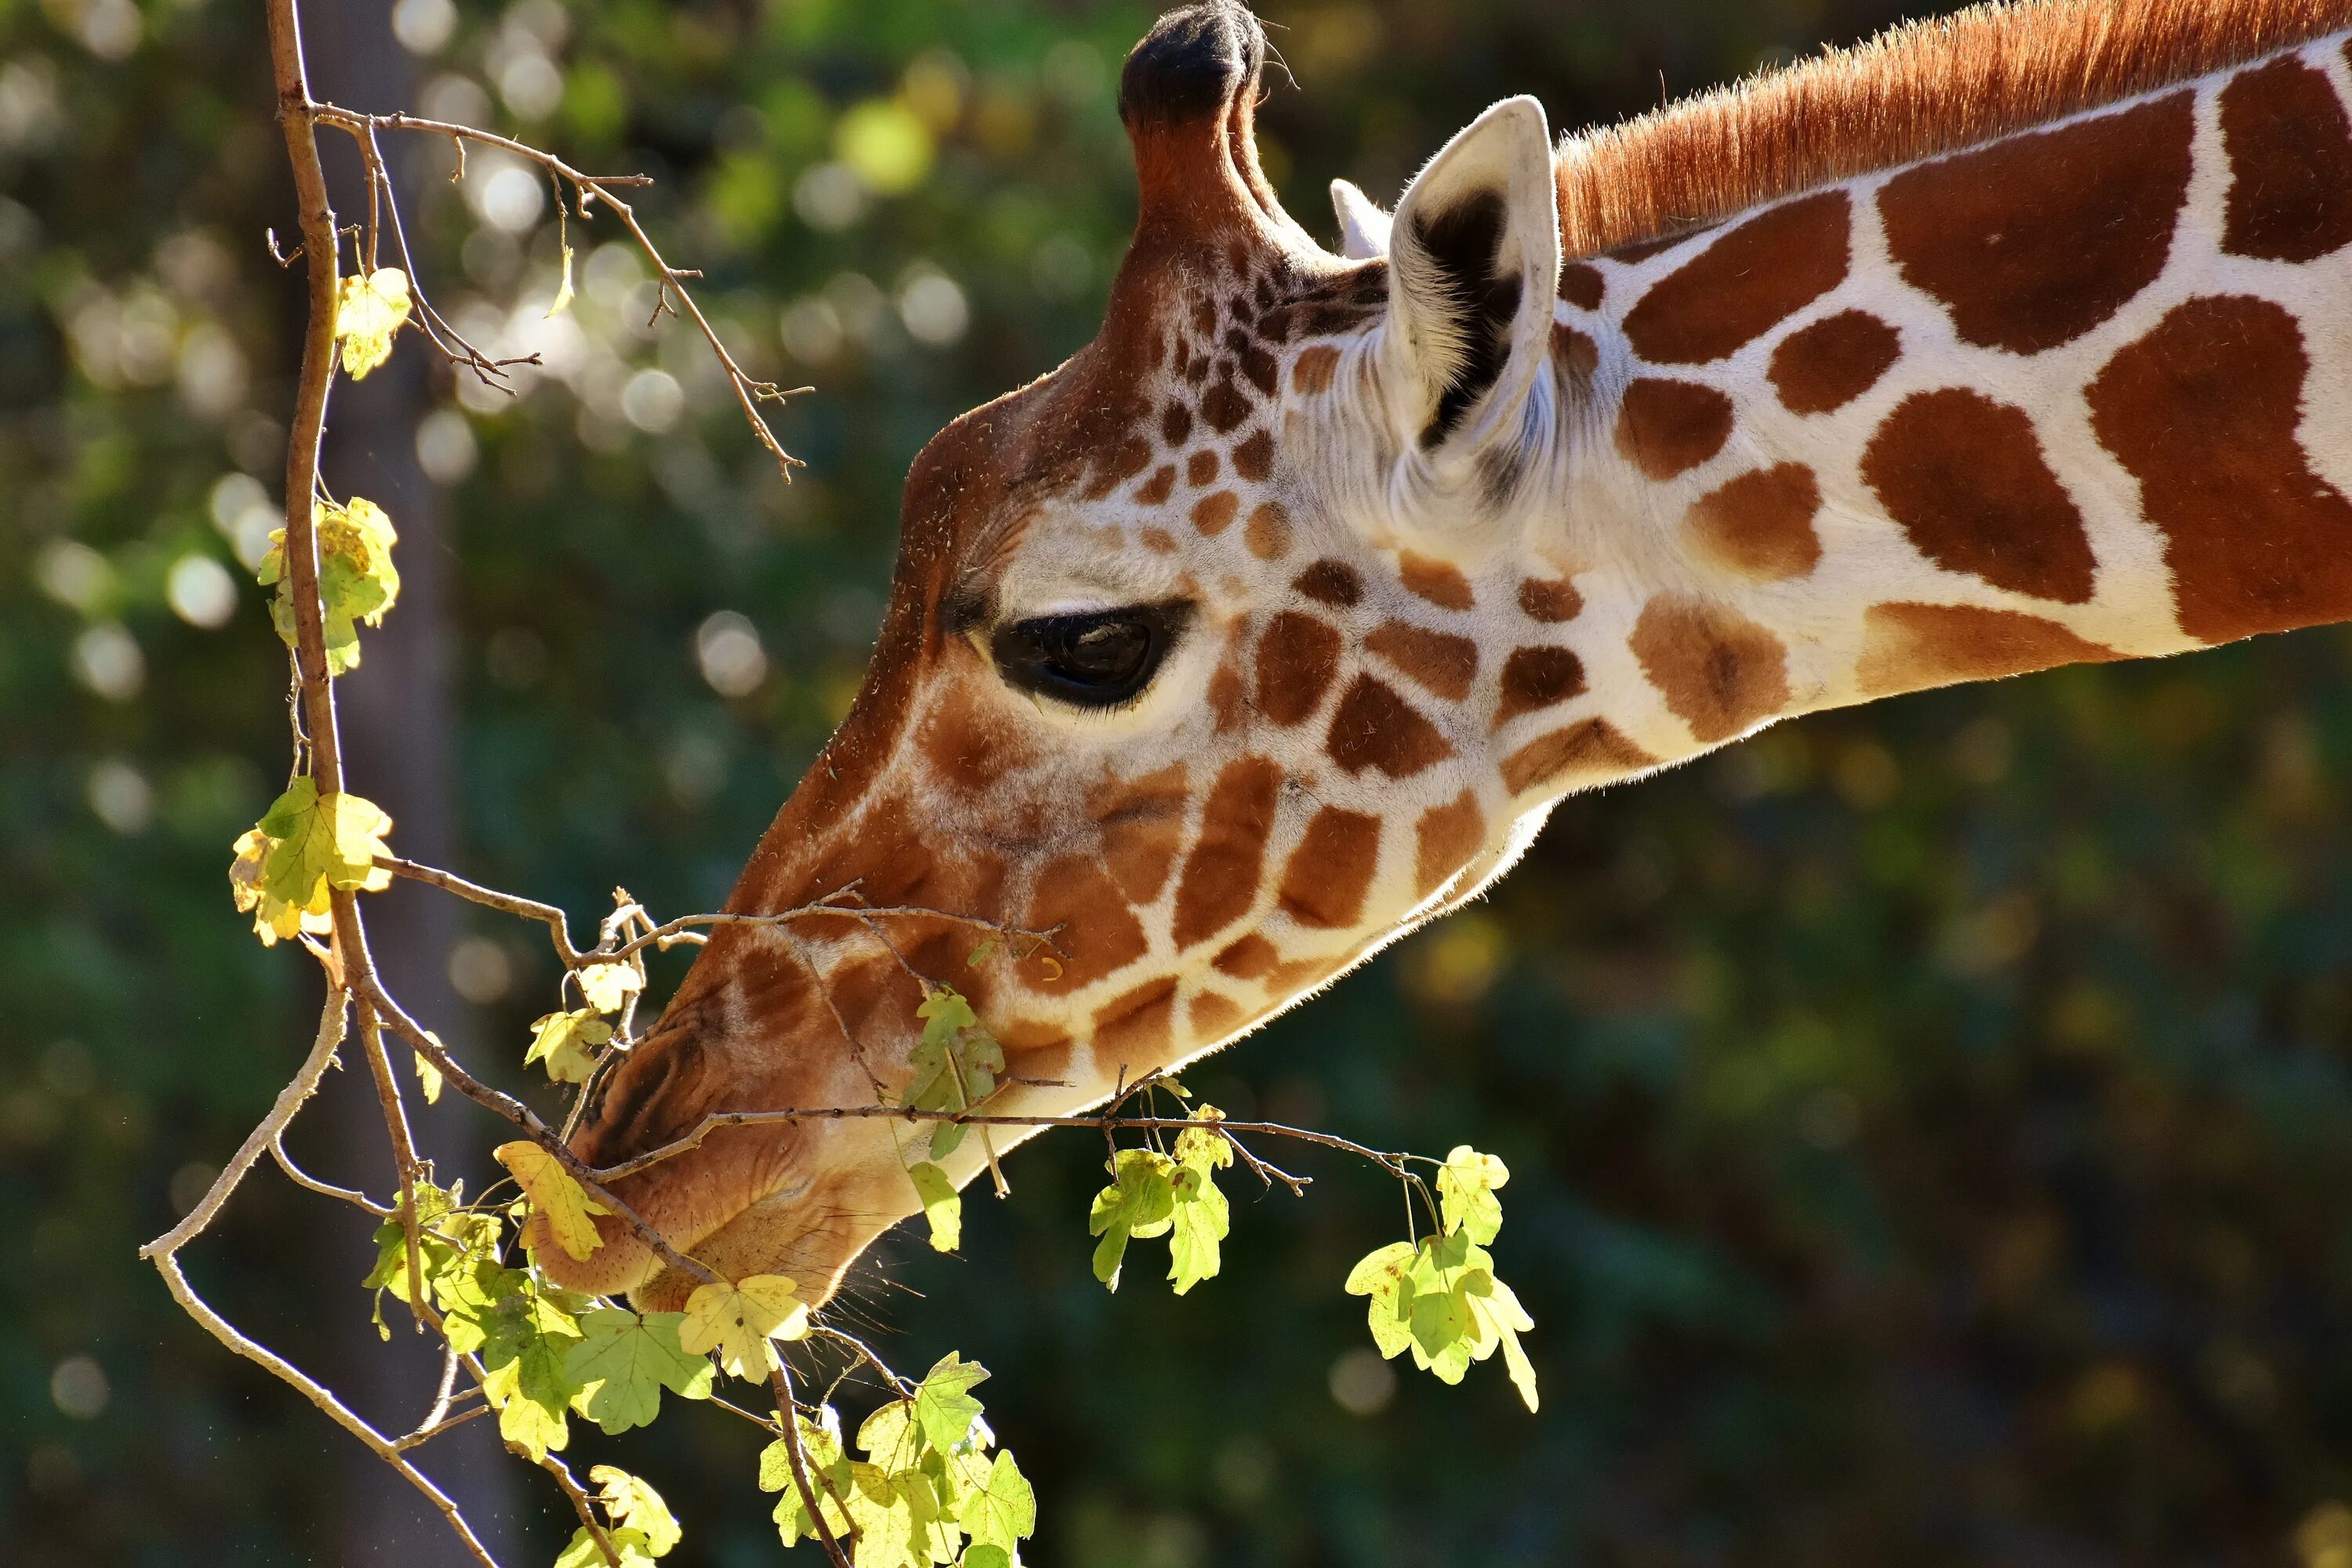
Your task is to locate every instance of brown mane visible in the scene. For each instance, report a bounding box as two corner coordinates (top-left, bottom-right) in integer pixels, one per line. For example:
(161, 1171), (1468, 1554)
(1559, 0), (2352, 257)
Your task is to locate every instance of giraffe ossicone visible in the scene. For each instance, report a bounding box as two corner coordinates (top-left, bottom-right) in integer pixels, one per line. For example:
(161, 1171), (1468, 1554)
(548, 0), (2352, 1309)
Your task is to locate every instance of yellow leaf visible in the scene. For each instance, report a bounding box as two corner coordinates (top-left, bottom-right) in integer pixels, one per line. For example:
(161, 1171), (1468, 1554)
(415, 1029), (445, 1104)
(526, 1010), (611, 1083)
(677, 1274), (808, 1381)
(336, 267), (412, 379)
(495, 1141), (609, 1262)
(256, 496), (401, 676)
(227, 778), (393, 946)
(548, 241), (575, 318)
(577, 961), (643, 1015)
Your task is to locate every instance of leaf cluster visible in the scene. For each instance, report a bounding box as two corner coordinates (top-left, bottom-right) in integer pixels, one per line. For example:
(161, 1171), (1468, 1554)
(760, 1353), (1035, 1568)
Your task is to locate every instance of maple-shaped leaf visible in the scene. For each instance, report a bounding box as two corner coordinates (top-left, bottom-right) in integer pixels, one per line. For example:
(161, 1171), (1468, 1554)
(957, 1450), (1036, 1555)
(589, 1465), (682, 1556)
(577, 960), (643, 1015)
(526, 1009), (612, 1084)
(228, 776), (393, 945)
(677, 1274), (808, 1381)
(256, 496), (401, 675)
(494, 1141), (608, 1262)
(913, 1352), (990, 1454)
(564, 1309), (713, 1434)
(480, 1324), (579, 1462)
(1436, 1145), (1510, 1244)
(1087, 1148), (1176, 1291)
(336, 267), (412, 378)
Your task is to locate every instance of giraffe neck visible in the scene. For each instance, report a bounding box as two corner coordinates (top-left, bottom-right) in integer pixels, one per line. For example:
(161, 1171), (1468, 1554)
(1519, 28), (2352, 781)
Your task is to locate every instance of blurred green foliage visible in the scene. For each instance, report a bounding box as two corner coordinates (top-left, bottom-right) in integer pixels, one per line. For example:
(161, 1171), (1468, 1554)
(13, 0), (2352, 1564)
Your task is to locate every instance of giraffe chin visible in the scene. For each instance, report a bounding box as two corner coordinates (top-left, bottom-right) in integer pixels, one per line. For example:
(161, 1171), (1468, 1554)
(619, 1184), (897, 1314)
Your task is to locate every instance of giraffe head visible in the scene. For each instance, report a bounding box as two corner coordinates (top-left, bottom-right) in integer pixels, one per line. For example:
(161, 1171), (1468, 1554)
(550, 1), (1584, 1308)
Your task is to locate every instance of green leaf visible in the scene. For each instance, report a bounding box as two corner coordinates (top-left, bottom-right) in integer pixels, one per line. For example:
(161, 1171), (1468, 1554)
(1343, 1241), (1419, 1359)
(913, 1352), (990, 1454)
(590, 1465), (682, 1556)
(957, 1450), (1036, 1554)
(1167, 1162), (1230, 1295)
(1466, 1271), (1540, 1412)
(1436, 1145), (1510, 1244)
(909, 1161), (962, 1254)
(554, 1526), (659, 1568)
(481, 1323), (581, 1462)
(227, 775), (395, 944)
(841, 1461), (927, 1568)
(963, 1548), (1013, 1568)
(1087, 1148), (1176, 1291)
(564, 1309), (713, 1434)
(677, 1274), (808, 1381)
(856, 1399), (924, 1472)
(525, 1009), (612, 1084)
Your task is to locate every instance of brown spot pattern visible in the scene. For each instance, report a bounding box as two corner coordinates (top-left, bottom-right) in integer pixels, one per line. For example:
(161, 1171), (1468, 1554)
(1862, 388), (2095, 603)
(1294, 559), (1362, 607)
(1187, 448), (1219, 486)
(1189, 993), (1247, 1039)
(1192, 490), (1240, 535)
(1558, 262), (1605, 310)
(1276, 808), (1382, 928)
(1326, 676), (1453, 778)
(1202, 376), (1251, 433)
(2087, 293), (2352, 644)
(2222, 56), (2352, 263)
(1494, 646), (1587, 727)
(1232, 429), (1275, 481)
(1212, 933), (1279, 979)
(1768, 310), (1900, 415)
(1413, 791), (1486, 896)
(1518, 577), (1582, 622)
(1095, 764), (1189, 905)
(1685, 463), (1823, 581)
(1622, 191), (1851, 365)
(1399, 552), (1475, 610)
(1084, 434), (1154, 499)
(1856, 602), (2120, 695)
(1552, 325), (1599, 378)
(1027, 855), (1149, 990)
(1500, 718), (1657, 794)
(1254, 612), (1341, 726)
(1161, 401), (1192, 445)
(1616, 378), (1735, 480)
(1878, 94), (2193, 354)
(1630, 595), (1792, 743)
(1292, 344), (1340, 394)
(1245, 501), (1292, 561)
(1094, 977), (1178, 1058)
(1171, 757), (1282, 950)
(1135, 466), (1176, 506)
(1365, 620), (1478, 700)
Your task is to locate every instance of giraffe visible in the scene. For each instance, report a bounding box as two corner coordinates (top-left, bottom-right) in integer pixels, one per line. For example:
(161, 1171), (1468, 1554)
(546, 0), (2352, 1309)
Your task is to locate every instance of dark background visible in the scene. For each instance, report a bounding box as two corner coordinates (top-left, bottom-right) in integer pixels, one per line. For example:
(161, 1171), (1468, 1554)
(11, 1), (2352, 1563)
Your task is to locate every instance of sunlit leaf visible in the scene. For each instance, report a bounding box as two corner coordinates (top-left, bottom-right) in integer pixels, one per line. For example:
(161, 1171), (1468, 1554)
(909, 1160), (961, 1253)
(494, 1140), (608, 1262)
(1436, 1145), (1509, 1244)
(913, 1352), (989, 1454)
(1087, 1148), (1175, 1291)
(227, 775), (394, 945)
(677, 1274), (808, 1381)
(565, 1309), (713, 1434)
(526, 1008), (612, 1084)
(590, 1465), (682, 1556)
(335, 267), (412, 378)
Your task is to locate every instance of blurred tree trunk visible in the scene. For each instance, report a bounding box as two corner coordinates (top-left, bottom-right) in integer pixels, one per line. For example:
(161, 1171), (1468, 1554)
(299, 2), (522, 1560)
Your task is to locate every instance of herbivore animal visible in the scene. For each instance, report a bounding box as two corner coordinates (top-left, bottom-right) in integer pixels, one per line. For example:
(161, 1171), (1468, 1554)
(547, 0), (2352, 1308)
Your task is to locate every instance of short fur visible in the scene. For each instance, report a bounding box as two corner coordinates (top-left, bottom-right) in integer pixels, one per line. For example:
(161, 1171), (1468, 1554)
(1559, 0), (2352, 256)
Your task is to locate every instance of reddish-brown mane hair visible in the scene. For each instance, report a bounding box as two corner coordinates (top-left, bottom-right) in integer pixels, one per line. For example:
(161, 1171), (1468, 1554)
(1559, 0), (2352, 256)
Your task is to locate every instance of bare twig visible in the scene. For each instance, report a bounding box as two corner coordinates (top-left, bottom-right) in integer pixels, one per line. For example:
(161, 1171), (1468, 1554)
(307, 103), (809, 477)
(535, 1454), (626, 1568)
(374, 854), (583, 965)
(272, 1134), (392, 1214)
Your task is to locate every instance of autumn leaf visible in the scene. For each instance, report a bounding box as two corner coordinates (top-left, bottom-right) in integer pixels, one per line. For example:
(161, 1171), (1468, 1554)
(227, 775), (393, 945)
(677, 1274), (808, 1381)
(576, 959), (642, 1015)
(493, 1141), (608, 1262)
(1436, 1145), (1510, 1244)
(590, 1465), (681, 1556)
(336, 267), (412, 378)
(256, 495), (401, 676)
(525, 1009), (612, 1084)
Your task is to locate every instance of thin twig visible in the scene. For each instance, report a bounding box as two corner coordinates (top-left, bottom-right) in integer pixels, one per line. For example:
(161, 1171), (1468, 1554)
(770, 1360), (855, 1568)
(307, 102), (809, 478)
(272, 1134), (392, 1214)
(535, 1454), (625, 1568)
(375, 855), (582, 965)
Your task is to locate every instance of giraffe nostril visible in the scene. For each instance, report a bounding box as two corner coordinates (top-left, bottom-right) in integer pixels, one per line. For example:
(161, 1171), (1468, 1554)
(573, 1028), (706, 1172)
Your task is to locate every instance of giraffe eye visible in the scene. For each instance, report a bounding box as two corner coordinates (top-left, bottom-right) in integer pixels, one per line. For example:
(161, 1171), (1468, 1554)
(991, 602), (1190, 708)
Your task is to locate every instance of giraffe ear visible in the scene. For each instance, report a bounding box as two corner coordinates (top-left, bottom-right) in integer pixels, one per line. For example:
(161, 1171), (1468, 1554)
(1330, 178), (1392, 260)
(1382, 96), (1559, 458)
